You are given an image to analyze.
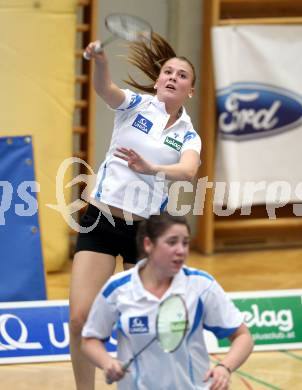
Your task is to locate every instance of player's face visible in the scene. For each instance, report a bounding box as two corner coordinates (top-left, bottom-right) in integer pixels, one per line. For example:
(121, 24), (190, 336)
(155, 58), (194, 106)
(145, 224), (190, 276)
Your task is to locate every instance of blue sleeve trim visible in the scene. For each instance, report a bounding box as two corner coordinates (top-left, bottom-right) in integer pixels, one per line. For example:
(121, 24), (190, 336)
(100, 336), (110, 342)
(182, 267), (213, 281)
(116, 93), (142, 111)
(127, 94), (142, 109)
(203, 324), (240, 339)
(102, 274), (132, 298)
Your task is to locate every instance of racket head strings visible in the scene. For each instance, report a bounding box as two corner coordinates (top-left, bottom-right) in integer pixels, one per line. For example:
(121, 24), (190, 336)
(156, 294), (189, 353)
(116, 294), (188, 379)
(105, 13), (152, 45)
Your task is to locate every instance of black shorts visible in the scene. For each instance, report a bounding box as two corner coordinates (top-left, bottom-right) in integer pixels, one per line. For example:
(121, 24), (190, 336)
(75, 204), (141, 264)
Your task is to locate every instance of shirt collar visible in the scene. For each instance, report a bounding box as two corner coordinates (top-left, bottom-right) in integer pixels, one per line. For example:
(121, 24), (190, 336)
(132, 259), (187, 302)
(150, 95), (192, 125)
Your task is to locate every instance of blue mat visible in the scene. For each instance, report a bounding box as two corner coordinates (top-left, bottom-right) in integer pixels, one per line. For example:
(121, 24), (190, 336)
(0, 135), (46, 301)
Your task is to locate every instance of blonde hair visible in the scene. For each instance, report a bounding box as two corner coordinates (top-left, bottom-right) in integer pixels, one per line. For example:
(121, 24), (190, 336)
(125, 33), (196, 94)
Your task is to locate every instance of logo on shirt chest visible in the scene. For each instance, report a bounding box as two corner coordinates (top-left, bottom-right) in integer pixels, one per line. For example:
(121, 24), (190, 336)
(164, 136), (183, 152)
(129, 316), (149, 334)
(132, 114), (153, 134)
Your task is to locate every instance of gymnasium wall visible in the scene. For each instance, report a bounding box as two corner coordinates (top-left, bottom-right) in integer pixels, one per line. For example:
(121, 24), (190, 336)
(0, 1), (76, 271)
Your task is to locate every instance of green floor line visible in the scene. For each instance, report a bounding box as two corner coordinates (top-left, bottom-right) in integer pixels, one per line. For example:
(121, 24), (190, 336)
(235, 369), (282, 390)
(211, 358), (283, 390)
(281, 350), (302, 362)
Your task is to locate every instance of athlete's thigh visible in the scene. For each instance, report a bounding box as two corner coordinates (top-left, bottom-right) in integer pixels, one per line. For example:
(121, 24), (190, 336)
(69, 250), (116, 320)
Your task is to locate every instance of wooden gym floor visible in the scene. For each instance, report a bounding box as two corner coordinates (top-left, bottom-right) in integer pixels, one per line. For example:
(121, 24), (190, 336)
(1, 247), (301, 389)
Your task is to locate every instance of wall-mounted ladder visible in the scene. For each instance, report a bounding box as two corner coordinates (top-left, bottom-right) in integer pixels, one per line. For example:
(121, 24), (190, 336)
(69, 0), (98, 252)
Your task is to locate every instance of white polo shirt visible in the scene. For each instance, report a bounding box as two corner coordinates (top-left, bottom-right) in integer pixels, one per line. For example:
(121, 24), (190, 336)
(82, 260), (243, 390)
(90, 89), (202, 218)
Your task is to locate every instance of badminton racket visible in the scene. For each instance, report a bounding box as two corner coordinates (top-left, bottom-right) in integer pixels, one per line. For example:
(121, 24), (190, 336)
(83, 13), (153, 60)
(107, 294), (188, 384)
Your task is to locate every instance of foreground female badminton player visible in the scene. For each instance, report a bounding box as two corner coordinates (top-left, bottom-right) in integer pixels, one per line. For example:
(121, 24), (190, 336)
(81, 213), (253, 389)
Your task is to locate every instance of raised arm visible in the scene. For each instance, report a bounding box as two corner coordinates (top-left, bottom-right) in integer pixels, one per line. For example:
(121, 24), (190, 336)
(84, 41), (125, 109)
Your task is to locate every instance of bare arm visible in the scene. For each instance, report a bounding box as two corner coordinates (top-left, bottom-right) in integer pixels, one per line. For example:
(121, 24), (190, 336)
(204, 324), (253, 390)
(114, 148), (200, 181)
(81, 337), (125, 383)
(152, 150), (200, 181)
(219, 324), (253, 372)
(85, 41), (125, 108)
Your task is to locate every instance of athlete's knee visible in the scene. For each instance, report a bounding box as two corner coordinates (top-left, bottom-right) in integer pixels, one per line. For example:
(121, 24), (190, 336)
(69, 310), (88, 336)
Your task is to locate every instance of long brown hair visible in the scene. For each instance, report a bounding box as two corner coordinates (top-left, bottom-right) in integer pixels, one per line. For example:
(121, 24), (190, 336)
(125, 33), (196, 94)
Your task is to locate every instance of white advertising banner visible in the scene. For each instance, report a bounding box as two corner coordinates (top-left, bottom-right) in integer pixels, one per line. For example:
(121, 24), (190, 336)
(212, 26), (302, 211)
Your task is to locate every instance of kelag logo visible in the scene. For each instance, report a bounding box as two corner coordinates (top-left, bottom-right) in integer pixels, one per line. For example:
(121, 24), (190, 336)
(217, 83), (302, 140)
(164, 136), (183, 152)
(218, 295), (302, 349)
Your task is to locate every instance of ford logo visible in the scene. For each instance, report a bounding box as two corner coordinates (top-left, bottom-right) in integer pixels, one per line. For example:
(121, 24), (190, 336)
(217, 83), (302, 140)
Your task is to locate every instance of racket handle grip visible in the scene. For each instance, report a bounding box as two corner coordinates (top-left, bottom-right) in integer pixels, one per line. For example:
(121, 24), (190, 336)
(122, 360), (132, 371)
(106, 359), (134, 385)
(83, 41), (103, 60)
(105, 377), (114, 385)
(105, 360), (132, 384)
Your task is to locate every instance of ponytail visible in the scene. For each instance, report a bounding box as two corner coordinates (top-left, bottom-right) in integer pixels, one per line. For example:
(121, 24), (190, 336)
(125, 33), (195, 93)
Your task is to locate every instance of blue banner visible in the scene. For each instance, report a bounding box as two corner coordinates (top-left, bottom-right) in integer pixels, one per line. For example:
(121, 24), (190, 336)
(0, 135), (46, 301)
(0, 301), (69, 363)
(0, 300), (117, 364)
